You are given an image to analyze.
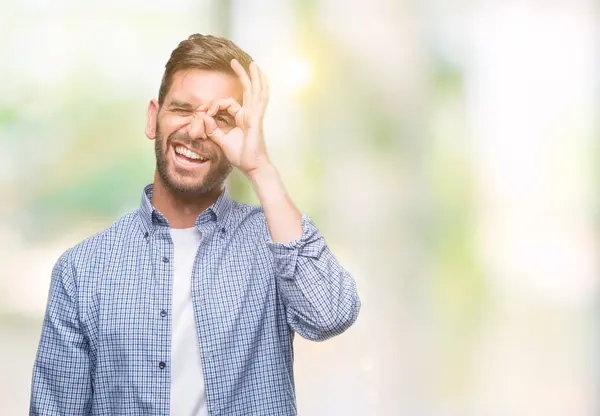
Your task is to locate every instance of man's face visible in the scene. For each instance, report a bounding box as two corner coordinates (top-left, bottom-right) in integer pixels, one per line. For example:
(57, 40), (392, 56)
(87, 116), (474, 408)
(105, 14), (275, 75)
(148, 68), (243, 196)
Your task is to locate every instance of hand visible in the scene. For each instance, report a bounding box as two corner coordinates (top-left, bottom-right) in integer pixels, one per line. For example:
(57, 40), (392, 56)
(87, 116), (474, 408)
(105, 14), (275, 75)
(203, 59), (270, 176)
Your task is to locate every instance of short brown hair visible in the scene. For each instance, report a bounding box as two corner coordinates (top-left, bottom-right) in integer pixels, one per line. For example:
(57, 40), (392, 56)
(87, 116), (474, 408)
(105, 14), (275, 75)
(158, 33), (253, 105)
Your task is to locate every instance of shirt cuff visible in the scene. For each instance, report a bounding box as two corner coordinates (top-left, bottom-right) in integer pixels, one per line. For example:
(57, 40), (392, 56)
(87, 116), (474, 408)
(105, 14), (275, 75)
(266, 215), (327, 278)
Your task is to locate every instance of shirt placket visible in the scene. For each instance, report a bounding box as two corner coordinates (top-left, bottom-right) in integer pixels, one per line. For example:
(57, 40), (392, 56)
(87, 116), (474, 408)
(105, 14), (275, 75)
(152, 225), (174, 415)
(191, 222), (221, 415)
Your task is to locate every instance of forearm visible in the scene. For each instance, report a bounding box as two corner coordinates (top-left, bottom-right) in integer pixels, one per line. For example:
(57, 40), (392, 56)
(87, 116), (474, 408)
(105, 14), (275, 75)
(249, 162), (360, 339)
(266, 213), (361, 341)
(247, 162), (302, 244)
(277, 248), (361, 341)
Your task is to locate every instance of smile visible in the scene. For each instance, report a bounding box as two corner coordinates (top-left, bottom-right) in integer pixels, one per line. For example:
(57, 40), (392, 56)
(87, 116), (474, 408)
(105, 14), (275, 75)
(171, 143), (210, 169)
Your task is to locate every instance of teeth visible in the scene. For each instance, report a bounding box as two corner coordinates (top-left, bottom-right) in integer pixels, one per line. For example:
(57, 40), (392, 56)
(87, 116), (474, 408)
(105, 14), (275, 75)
(174, 145), (207, 161)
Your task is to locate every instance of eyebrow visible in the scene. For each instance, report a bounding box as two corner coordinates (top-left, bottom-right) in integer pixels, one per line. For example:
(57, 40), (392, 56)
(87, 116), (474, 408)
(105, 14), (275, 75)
(166, 100), (195, 109)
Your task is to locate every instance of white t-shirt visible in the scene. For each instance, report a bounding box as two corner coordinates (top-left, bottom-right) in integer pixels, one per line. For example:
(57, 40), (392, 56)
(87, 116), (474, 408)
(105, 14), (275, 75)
(169, 226), (207, 416)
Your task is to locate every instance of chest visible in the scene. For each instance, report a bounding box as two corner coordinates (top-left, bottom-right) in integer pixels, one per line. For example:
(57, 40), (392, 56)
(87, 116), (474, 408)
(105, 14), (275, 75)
(86, 235), (277, 349)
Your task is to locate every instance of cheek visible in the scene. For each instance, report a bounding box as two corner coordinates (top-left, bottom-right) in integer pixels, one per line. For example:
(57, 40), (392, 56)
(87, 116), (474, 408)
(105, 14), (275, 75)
(159, 117), (186, 139)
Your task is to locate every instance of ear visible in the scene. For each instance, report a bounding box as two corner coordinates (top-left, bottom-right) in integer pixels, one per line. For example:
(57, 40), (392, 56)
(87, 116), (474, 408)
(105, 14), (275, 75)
(145, 99), (160, 140)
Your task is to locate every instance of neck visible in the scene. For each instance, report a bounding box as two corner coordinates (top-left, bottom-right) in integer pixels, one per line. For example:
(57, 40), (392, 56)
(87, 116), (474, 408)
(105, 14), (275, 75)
(151, 171), (223, 229)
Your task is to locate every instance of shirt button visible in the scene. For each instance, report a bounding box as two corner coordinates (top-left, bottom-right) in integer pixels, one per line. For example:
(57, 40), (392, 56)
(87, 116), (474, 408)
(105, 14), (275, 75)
(160, 310), (166, 317)
(159, 361), (166, 369)
(162, 257), (169, 263)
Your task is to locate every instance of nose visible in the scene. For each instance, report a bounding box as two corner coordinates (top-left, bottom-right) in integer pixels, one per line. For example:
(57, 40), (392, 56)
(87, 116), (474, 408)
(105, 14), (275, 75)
(185, 112), (208, 140)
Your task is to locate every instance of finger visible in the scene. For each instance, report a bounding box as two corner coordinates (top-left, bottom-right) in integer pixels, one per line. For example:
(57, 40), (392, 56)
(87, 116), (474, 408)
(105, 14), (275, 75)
(208, 98), (242, 117)
(249, 62), (262, 99)
(259, 68), (269, 109)
(231, 59), (252, 102)
(203, 115), (226, 146)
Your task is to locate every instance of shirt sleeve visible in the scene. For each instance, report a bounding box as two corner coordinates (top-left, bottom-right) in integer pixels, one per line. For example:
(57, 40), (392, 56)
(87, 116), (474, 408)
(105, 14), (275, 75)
(30, 252), (92, 415)
(267, 215), (361, 341)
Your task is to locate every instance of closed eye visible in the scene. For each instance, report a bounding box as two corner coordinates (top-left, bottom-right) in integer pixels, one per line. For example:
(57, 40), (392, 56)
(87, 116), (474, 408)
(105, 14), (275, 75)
(171, 108), (192, 115)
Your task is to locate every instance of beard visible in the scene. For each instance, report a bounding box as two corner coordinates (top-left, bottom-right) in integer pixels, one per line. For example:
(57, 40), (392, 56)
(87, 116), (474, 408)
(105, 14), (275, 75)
(154, 123), (232, 196)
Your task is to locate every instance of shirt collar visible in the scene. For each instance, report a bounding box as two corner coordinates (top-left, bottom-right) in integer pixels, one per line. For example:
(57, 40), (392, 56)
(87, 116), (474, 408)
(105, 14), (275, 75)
(138, 183), (233, 237)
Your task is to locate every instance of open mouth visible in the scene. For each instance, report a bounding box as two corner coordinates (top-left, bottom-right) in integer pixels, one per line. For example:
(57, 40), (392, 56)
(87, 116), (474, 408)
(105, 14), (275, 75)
(171, 144), (210, 169)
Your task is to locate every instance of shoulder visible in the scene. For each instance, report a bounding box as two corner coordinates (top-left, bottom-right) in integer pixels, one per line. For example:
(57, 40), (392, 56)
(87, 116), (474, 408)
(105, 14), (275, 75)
(228, 200), (267, 227)
(225, 200), (271, 242)
(56, 210), (140, 274)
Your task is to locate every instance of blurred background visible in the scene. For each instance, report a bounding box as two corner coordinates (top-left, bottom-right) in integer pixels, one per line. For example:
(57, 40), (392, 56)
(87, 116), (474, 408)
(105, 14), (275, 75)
(0, 0), (598, 414)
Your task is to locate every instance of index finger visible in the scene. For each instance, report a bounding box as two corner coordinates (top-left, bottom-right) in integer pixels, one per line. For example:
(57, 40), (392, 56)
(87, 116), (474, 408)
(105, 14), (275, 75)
(207, 97), (242, 117)
(231, 59), (252, 96)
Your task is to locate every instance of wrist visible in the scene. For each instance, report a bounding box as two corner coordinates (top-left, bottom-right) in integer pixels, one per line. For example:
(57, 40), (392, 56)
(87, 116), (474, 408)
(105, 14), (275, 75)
(246, 160), (277, 186)
(247, 162), (289, 209)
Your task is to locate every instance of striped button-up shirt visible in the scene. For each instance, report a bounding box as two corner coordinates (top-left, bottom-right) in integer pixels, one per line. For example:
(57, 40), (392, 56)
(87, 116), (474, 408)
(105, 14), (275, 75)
(30, 184), (361, 415)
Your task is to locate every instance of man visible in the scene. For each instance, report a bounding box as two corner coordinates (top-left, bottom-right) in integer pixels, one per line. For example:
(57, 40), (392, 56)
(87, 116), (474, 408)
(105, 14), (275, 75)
(30, 34), (360, 415)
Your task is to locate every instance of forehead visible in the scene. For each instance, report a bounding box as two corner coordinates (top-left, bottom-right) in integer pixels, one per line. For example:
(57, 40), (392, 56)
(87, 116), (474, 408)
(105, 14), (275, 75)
(165, 68), (242, 105)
